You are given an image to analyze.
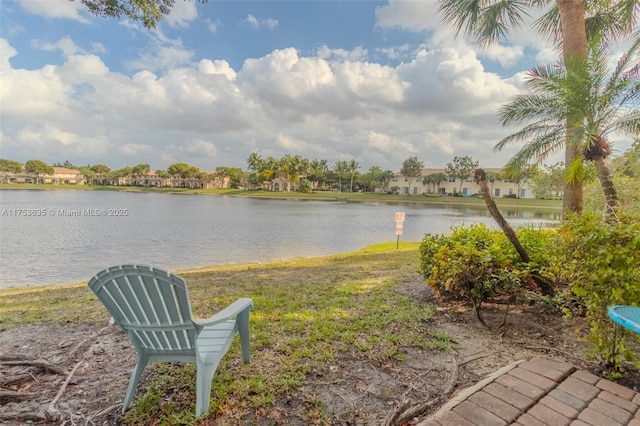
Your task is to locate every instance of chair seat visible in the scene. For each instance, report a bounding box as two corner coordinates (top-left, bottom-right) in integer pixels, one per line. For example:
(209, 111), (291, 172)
(197, 320), (238, 364)
(608, 305), (640, 334)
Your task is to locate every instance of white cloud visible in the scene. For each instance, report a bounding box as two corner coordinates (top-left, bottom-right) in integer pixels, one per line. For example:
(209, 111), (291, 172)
(0, 38), (17, 71)
(246, 14), (279, 30)
(164, 0), (198, 28)
(31, 36), (84, 57)
(17, 0), (89, 23)
(206, 18), (222, 33)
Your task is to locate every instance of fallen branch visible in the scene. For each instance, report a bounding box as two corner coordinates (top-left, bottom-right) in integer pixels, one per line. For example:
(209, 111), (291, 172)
(0, 359), (66, 375)
(381, 399), (411, 426)
(0, 373), (33, 387)
(459, 351), (497, 366)
(0, 410), (60, 423)
(382, 354), (459, 425)
(84, 403), (122, 425)
(49, 357), (86, 411)
(0, 388), (36, 400)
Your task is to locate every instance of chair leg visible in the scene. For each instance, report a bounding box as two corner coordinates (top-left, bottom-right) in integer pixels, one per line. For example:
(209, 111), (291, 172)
(237, 309), (251, 363)
(122, 353), (148, 413)
(195, 358), (221, 417)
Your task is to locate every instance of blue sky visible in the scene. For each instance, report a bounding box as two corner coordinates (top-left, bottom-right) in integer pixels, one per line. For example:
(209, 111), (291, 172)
(0, 0), (634, 173)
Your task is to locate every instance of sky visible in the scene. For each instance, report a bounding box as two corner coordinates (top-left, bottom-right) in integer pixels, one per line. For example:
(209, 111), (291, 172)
(0, 0), (635, 174)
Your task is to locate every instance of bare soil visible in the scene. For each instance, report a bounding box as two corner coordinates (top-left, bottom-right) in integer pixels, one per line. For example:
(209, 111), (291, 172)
(1, 277), (638, 426)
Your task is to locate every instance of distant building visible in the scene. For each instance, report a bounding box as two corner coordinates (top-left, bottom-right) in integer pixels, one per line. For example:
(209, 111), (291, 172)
(1, 166), (84, 185)
(391, 168), (535, 199)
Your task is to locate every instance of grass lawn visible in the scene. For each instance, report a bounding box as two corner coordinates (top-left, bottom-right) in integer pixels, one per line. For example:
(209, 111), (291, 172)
(0, 243), (451, 424)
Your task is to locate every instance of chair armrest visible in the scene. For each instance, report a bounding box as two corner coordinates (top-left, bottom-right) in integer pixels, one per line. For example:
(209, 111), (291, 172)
(193, 298), (253, 327)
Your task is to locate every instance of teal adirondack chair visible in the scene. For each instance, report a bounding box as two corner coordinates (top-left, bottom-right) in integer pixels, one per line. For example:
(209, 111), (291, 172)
(88, 264), (253, 416)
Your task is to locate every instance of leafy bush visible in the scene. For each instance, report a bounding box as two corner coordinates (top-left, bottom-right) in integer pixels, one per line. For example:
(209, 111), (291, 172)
(558, 212), (640, 369)
(418, 224), (527, 324)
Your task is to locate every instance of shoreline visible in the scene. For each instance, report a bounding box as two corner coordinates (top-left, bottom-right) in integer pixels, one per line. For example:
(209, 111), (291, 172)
(0, 184), (563, 210)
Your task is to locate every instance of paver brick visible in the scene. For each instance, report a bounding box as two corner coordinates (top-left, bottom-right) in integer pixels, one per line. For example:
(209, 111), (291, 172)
(549, 389), (588, 411)
(454, 400), (508, 426)
(519, 358), (574, 382)
(597, 378), (638, 400)
(539, 394), (579, 419)
(509, 367), (557, 391)
(588, 397), (632, 423)
(526, 403), (571, 426)
(578, 407), (625, 426)
(569, 420), (591, 426)
(496, 374), (546, 401)
(599, 391), (639, 416)
(430, 410), (476, 426)
(629, 419), (640, 426)
(557, 377), (600, 402)
(516, 413), (549, 426)
(469, 390), (521, 423)
(634, 393), (640, 405)
(571, 370), (600, 385)
(484, 382), (534, 411)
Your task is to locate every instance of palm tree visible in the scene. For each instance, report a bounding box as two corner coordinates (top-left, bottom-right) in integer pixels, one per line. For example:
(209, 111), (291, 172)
(348, 160), (360, 192)
(495, 36), (640, 220)
(333, 161), (348, 192)
(438, 0), (638, 215)
(247, 152), (264, 172)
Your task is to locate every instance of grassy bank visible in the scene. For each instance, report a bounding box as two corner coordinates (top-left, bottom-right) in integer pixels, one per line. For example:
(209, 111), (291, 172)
(0, 243), (450, 424)
(0, 183), (563, 210)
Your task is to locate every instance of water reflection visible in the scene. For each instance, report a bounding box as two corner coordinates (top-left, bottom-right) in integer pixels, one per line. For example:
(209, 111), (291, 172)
(0, 190), (560, 289)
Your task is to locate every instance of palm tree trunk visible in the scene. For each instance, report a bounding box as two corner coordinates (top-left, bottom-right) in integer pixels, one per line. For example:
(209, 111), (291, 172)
(593, 156), (620, 221)
(475, 169), (555, 296)
(557, 0), (588, 216)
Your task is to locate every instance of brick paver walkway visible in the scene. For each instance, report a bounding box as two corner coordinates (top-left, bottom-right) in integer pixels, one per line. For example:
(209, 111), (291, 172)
(419, 357), (640, 426)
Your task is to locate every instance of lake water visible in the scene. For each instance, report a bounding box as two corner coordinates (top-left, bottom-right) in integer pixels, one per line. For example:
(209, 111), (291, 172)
(0, 190), (561, 289)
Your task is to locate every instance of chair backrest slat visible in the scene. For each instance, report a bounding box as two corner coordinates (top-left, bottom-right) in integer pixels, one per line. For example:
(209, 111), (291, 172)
(89, 264), (198, 352)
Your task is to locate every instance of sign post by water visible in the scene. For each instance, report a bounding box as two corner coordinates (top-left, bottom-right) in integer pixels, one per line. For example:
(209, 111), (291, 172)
(395, 211), (405, 249)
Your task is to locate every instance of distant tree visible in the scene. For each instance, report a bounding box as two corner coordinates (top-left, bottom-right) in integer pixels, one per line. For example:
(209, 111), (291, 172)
(533, 163), (565, 199)
(91, 164), (111, 174)
(333, 161), (348, 192)
(167, 162), (191, 178)
(25, 160), (54, 183)
(612, 141), (640, 178)
(247, 152), (264, 172)
(0, 159), (23, 174)
(78, 167), (96, 185)
(298, 179), (312, 193)
(78, 0), (207, 30)
(485, 171), (502, 189)
(132, 163), (151, 176)
(347, 160), (360, 192)
(0, 159), (23, 183)
(400, 156), (424, 194)
(445, 156), (478, 193)
(308, 159), (329, 190)
(504, 165), (537, 198)
(217, 166), (243, 187)
(380, 170), (395, 192)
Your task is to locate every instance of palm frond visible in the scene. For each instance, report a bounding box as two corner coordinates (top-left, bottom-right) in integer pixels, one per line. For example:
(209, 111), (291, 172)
(499, 95), (566, 126)
(439, 0), (535, 45)
(532, 3), (562, 46)
(475, 0), (531, 46)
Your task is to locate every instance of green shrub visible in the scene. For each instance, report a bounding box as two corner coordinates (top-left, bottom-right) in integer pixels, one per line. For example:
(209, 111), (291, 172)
(418, 224), (526, 325)
(558, 212), (640, 369)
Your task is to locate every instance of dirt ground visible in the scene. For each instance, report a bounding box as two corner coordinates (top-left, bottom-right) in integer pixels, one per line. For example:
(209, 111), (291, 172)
(1, 277), (638, 426)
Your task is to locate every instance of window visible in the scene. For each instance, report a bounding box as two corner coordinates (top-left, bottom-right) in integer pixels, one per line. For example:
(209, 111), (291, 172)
(494, 188), (500, 197)
(448, 176), (456, 182)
